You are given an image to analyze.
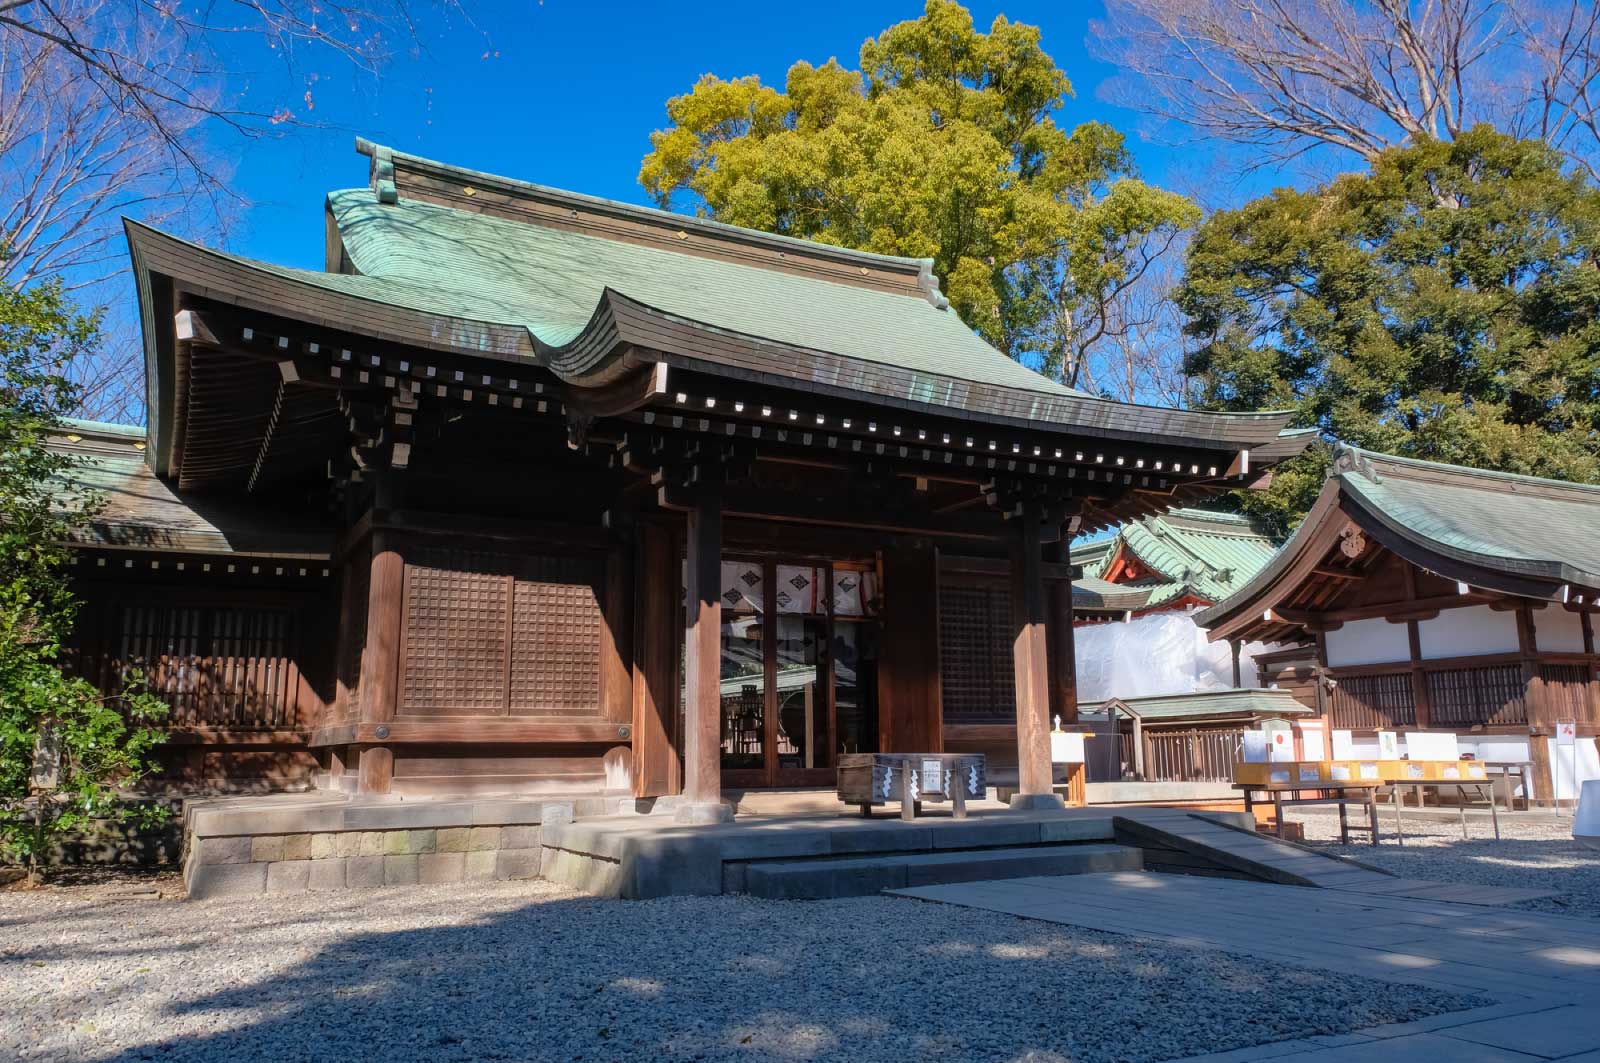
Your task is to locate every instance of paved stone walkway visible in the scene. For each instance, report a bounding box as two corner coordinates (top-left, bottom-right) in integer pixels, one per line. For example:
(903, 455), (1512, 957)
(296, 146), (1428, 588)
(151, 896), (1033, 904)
(891, 871), (1600, 1061)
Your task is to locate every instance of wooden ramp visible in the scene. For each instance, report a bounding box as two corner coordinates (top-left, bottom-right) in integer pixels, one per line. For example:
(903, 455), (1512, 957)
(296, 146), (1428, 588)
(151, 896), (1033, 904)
(1112, 809), (1558, 907)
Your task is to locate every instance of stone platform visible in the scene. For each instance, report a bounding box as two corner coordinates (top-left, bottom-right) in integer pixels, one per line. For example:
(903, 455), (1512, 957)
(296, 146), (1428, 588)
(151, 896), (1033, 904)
(181, 791), (628, 899)
(539, 806), (1259, 900)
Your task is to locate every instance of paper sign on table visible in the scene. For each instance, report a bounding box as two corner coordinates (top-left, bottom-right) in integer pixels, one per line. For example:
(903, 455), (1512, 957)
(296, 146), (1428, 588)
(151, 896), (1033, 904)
(1406, 732), (1460, 761)
(1241, 730), (1268, 763)
(1377, 731), (1400, 760)
(1331, 729), (1356, 760)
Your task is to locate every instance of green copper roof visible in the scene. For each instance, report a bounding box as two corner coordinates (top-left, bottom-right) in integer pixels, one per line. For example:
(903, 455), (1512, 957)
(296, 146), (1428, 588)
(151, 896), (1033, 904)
(1100, 688), (1311, 721)
(1071, 508), (1280, 614)
(49, 421), (331, 558)
(327, 188), (1083, 399)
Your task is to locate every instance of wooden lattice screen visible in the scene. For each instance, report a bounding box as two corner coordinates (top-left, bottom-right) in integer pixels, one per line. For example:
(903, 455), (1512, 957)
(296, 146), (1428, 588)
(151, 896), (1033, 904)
(1537, 663), (1592, 723)
(1427, 664), (1526, 727)
(939, 582), (1014, 723)
(113, 603), (299, 728)
(400, 547), (604, 717)
(1329, 672), (1416, 729)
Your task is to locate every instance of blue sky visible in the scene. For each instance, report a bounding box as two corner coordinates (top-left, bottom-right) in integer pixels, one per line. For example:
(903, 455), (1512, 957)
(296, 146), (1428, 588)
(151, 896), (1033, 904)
(224, 0), (1281, 272)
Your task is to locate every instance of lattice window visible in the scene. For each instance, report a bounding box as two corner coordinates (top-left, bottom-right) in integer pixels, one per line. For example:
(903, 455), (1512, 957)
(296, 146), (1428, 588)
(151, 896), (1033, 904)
(509, 561), (603, 717)
(939, 582), (1014, 723)
(1329, 672), (1416, 729)
(1539, 663), (1595, 723)
(1427, 664), (1526, 727)
(116, 603), (296, 728)
(400, 549), (509, 714)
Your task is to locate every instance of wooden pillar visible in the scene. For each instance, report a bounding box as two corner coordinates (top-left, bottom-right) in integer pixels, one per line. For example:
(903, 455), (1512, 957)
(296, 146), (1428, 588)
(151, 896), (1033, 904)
(678, 483), (732, 823)
(1046, 541), (1078, 725)
(1230, 640), (1243, 689)
(632, 522), (680, 798)
(1407, 618), (1432, 729)
(1010, 511), (1062, 808)
(356, 527), (403, 794)
(1518, 605), (1556, 805)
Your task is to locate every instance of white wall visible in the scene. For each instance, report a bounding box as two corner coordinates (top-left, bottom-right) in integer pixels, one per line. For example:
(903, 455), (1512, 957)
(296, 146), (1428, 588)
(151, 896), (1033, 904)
(1418, 605), (1520, 659)
(1073, 611), (1281, 702)
(1535, 607), (1586, 654)
(1324, 617), (1409, 667)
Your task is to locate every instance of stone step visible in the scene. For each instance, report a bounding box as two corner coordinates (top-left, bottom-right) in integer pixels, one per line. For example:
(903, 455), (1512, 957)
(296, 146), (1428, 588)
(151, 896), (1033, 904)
(742, 843), (1142, 900)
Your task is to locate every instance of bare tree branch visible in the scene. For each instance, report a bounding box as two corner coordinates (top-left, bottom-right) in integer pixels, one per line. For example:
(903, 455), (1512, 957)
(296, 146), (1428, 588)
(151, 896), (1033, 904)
(1093, 0), (1598, 176)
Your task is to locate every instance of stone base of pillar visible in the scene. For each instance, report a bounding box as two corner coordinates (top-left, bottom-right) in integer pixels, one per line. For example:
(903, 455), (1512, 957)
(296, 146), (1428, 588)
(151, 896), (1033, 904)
(670, 800), (736, 825)
(1008, 792), (1066, 811)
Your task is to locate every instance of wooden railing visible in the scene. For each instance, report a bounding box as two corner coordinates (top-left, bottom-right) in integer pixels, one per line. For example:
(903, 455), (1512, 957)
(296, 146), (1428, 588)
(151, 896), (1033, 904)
(1123, 727), (1245, 783)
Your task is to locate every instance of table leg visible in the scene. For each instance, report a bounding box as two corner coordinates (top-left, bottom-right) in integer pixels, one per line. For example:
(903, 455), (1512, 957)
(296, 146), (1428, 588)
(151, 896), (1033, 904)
(1275, 794), (1285, 839)
(1368, 789), (1379, 846)
(1391, 786), (1405, 846)
(1488, 781), (1500, 839)
(899, 767), (916, 822)
(1338, 795), (1349, 845)
(1458, 786), (1468, 840)
(951, 781), (968, 820)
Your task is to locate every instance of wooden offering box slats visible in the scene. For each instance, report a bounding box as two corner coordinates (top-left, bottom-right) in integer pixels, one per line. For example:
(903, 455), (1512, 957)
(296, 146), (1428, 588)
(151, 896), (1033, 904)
(838, 752), (986, 807)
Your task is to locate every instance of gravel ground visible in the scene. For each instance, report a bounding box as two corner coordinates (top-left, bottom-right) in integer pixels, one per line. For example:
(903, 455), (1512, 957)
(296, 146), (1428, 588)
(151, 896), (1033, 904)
(1289, 809), (1600, 918)
(0, 879), (1486, 1063)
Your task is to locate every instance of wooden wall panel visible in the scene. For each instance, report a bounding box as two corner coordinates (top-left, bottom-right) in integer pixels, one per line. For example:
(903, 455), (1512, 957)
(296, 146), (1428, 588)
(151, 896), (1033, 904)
(878, 543), (942, 752)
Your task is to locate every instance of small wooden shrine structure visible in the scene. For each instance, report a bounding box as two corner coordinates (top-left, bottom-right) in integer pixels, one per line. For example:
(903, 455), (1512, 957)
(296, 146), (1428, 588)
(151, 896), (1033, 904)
(1197, 447), (1600, 803)
(61, 139), (1308, 818)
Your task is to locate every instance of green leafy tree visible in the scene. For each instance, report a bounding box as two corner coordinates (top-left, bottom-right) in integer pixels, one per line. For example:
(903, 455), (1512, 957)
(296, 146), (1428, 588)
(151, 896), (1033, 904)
(1, 273), (167, 883)
(1180, 127), (1600, 533)
(638, 0), (1198, 390)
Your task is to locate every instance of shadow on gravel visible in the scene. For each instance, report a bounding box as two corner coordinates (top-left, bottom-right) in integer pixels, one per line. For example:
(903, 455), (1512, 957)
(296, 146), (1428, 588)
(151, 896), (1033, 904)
(69, 891), (1484, 1063)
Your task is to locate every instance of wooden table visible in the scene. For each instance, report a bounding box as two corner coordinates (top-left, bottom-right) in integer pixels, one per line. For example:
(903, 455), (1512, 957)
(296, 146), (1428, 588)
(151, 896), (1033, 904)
(1234, 781), (1383, 845)
(1482, 761), (1535, 812)
(1387, 779), (1501, 843)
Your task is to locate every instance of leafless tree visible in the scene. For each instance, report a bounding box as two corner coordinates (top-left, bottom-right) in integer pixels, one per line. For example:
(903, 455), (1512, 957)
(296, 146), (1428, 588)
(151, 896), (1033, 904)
(1, 0), (471, 421)
(1093, 0), (1600, 179)
(1074, 252), (1194, 407)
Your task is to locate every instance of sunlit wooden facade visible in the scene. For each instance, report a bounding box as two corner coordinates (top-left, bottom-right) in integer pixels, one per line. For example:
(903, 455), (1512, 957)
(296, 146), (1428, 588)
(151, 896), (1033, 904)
(65, 141), (1308, 811)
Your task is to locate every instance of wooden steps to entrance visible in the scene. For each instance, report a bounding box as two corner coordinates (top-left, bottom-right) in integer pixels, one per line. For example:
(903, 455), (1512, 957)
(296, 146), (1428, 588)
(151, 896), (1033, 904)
(743, 843), (1142, 900)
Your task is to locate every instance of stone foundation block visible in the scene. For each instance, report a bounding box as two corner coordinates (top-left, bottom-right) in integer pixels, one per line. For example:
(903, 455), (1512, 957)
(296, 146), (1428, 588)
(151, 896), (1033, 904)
(250, 835), (286, 863)
(409, 829), (437, 854)
(282, 834), (312, 862)
(501, 825), (540, 850)
(199, 836), (252, 866)
(336, 832), (362, 858)
(419, 851), (465, 884)
(437, 827), (470, 853)
(464, 849), (498, 881)
(383, 831), (411, 856)
(266, 860), (311, 893)
(308, 858), (347, 891)
(188, 861), (267, 900)
(495, 848), (541, 881)
(310, 833), (337, 860)
(384, 854), (419, 886)
(345, 855), (384, 888)
(468, 826), (501, 851)
(358, 832), (385, 857)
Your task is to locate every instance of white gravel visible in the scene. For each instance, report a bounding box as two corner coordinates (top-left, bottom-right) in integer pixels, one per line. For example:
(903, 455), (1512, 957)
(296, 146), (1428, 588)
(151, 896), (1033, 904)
(0, 879), (1484, 1063)
(1289, 810), (1600, 918)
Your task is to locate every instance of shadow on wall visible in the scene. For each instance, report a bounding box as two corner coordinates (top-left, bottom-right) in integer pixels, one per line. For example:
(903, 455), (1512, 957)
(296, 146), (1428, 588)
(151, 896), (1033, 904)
(15, 888), (1476, 1062)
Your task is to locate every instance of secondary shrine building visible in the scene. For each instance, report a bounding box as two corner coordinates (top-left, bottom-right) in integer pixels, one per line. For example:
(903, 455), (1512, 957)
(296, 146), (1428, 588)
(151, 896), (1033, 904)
(62, 140), (1308, 814)
(1197, 447), (1600, 804)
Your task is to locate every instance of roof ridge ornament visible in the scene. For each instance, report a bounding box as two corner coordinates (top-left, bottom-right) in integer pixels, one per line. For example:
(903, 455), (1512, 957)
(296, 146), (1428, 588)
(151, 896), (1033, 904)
(916, 261), (949, 310)
(1333, 445), (1381, 484)
(356, 138), (398, 204)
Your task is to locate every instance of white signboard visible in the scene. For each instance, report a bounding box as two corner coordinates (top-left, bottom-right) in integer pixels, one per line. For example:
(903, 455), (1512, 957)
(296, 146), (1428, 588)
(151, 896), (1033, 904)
(1241, 730), (1269, 763)
(1557, 721), (1578, 747)
(1377, 731), (1400, 760)
(1331, 729), (1356, 760)
(1405, 732), (1460, 762)
(1050, 731), (1086, 764)
(1267, 722), (1297, 763)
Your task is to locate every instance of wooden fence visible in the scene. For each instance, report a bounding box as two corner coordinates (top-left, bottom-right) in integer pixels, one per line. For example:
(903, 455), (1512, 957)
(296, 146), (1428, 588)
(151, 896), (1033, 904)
(1121, 727), (1245, 783)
